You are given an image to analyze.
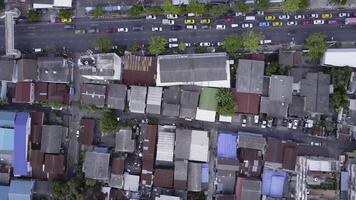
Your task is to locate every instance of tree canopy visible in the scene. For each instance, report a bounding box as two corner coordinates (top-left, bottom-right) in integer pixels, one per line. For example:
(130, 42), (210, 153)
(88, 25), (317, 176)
(148, 36), (167, 55)
(223, 34), (242, 54)
(187, 1), (206, 16)
(162, 0), (184, 15)
(92, 7), (104, 18)
(100, 109), (119, 133)
(304, 32), (327, 61)
(329, 0), (347, 5)
(128, 5), (144, 16)
(242, 31), (263, 52)
(234, 2), (250, 14)
(148, 6), (163, 16)
(331, 67), (352, 89)
(265, 62), (291, 76)
(298, 0), (310, 10)
(27, 10), (39, 23)
(281, 0), (300, 13)
(216, 89), (236, 116)
(330, 88), (349, 112)
(94, 36), (112, 53)
(178, 42), (187, 52)
(58, 9), (71, 20)
(208, 4), (229, 18)
(254, 0), (270, 11)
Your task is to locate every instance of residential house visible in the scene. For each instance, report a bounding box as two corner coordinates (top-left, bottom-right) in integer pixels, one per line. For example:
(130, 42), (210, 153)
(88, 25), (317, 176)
(80, 83), (107, 108)
(279, 50), (303, 66)
(33, 0), (72, 9)
(175, 129), (209, 162)
(217, 132), (237, 159)
(321, 48), (356, 68)
(0, 111), (16, 167)
(0, 60), (16, 82)
(195, 87), (218, 122)
(235, 177), (261, 200)
(141, 125), (157, 187)
(348, 71), (356, 94)
(179, 86), (200, 120)
(44, 154), (65, 179)
(174, 160), (188, 190)
(264, 138), (298, 171)
(128, 86), (147, 113)
(156, 125), (175, 166)
(109, 158), (125, 189)
(107, 83), (127, 110)
(344, 152), (356, 200)
(188, 162), (209, 192)
(235, 59), (264, 114)
(115, 129), (135, 153)
(13, 112), (31, 176)
(40, 125), (67, 154)
(156, 53), (231, 88)
(122, 54), (156, 86)
(8, 180), (34, 200)
(37, 57), (71, 83)
(30, 150), (45, 179)
(0, 164), (11, 185)
(123, 173), (140, 192)
(260, 75), (293, 118)
(0, 59), (37, 82)
(78, 53), (122, 81)
(15, 82), (35, 104)
(34, 82), (69, 105)
(154, 168), (174, 188)
(146, 87), (163, 115)
(237, 132), (266, 153)
(162, 86), (181, 117)
(262, 168), (288, 199)
(172, 0), (188, 5)
(30, 112), (44, 146)
(79, 118), (95, 146)
(83, 148), (110, 181)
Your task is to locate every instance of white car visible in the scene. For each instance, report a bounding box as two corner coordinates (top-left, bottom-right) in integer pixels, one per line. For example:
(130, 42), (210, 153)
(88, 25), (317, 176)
(254, 115), (259, 124)
(216, 24), (226, 30)
(168, 38), (178, 43)
(339, 12), (350, 17)
(146, 15), (156, 19)
(117, 27), (128, 32)
(167, 14), (178, 19)
(310, 13), (319, 18)
(287, 21), (297, 26)
(199, 42), (211, 47)
(311, 141), (322, 146)
(267, 119), (273, 128)
(168, 43), (178, 48)
(313, 19), (324, 24)
(288, 121), (292, 129)
(186, 25), (197, 29)
(231, 24), (239, 28)
(152, 27), (162, 31)
(242, 118), (247, 127)
(294, 14), (304, 19)
(292, 120), (298, 129)
(260, 39), (272, 45)
(217, 42), (223, 46)
(162, 19), (175, 25)
(187, 13), (195, 17)
(242, 23), (253, 28)
(185, 43), (192, 47)
(75, 130), (79, 138)
(279, 14), (290, 20)
(261, 120), (267, 128)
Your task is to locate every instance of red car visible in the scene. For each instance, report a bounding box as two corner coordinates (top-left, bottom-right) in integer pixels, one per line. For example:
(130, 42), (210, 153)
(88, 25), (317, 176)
(224, 17), (235, 23)
(106, 28), (116, 34)
(302, 20), (312, 26)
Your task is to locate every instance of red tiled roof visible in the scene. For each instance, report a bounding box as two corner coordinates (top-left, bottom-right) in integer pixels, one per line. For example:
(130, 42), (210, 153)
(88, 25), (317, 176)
(142, 125), (157, 172)
(174, 180), (187, 190)
(265, 138), (297, 171)
(112, 158), (125, 175)
(79, 118), (95, 145)
(238, 148), (262, 177)
(35, 82), (48, 102)
(233, 92), (260, 114)
(235, 177), (244, 200)
(30, 112), (44, 144)
(48, 83), (69, 104)
(44, 154), (65, 180)
(15, 82), (34, 103)
(30, 150), (46, 179)
(154, 169), (173, 188)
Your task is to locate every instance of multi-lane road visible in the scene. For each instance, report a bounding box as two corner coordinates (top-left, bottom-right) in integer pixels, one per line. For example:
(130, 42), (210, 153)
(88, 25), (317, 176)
(0, 9), (355, 54)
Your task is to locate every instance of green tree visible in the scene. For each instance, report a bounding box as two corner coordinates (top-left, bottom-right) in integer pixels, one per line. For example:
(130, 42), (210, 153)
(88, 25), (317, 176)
(58, 9), (71, 20)
(329, 0), (347, 5)
(281, 0), (300, 13)
(298, 0), (310, 10)
(148, 6), (163, 15)
(304, 32), (327, 61)
(162, 0), (184, 15)
(178, 42), (187, 52)
(100, 109), (119, 133)
(265, 62), (291, 76)
(129, 5), (144, 16)
(86, 178), (96, 187)
(216, 88), (236, 116)
(127, 43), (138, 52)
(94, 36), (112, 53)
(330, 88), (349, 112)
(242, 31), (263, 52)
(92, 7), (104, 18)
(234, 2), (250, 14)
(187, 1), (206, 16)
(195, 46), (207, 53)
(26, 10), (39, 22)
(331, 67), (352, 89)
(223, 34), (242, 54)
(148, 36), (167, 55)
(208, 4), (229, 18)
(255, 0), (270, 11)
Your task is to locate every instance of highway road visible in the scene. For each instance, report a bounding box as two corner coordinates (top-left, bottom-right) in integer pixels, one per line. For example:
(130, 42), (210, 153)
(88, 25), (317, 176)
(0, 10), (356, 54)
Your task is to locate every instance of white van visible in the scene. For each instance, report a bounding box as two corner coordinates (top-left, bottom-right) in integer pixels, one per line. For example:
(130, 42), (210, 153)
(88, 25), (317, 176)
(245, 15), (256, 21)
(34, 48), (43, 53)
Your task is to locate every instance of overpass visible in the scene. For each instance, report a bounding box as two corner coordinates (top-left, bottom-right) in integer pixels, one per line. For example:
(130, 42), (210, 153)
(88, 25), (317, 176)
(4, 8), (21, 59)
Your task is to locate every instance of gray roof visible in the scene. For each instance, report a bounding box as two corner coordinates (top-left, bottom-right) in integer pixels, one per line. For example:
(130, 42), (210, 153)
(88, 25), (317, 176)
(216, 158), (239, 171)
(107, 84), (127, 110)
(37, 57), (70, 83)
(40, 125), (67, 154)
(79, 53), (122, 80)
(158, 53), (228, 83)
(188, 162), (202, 192)
(175, 129), (192, 160)
(174, 160), (188, 181)
(146, 87), (163, 115)
(237, 134), (266, 151)
(129, 86), (147, 113)
(262, 76), (270, 96)
(83, 151), (110, 180)
(216, 170), (235, 194)
(0, 60), (15, 81)
(269, 75), (293, 104)
(290, 68), (311, 83)
(289, 96), (306, 117)
(236, 59), (265, 94)
(17, 59), (37, 81)
(81, 84), (106, 108)
(179, 89), (200, 119)
(109, 174), (124, 189)
(115, 129), (135, 153)
(260, 97), (288, 118)
(241, 179), (261, 200)
(163, 86), (181, 104)
(279, 51), (302, 66)
(162, 103), (180, 117)
(301, 72), (330, 114)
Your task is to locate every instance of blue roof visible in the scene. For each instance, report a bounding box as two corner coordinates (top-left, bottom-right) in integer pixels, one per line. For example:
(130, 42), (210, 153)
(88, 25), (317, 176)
(201, 164), (209, 183)
(94, 147), (108, 153)
(0, 111), (16, 128)
(8, 180), (34, 200)
(0, 128), (14, 151)
(0, 185), (9, 200)
(13, 112), (29, 176)
(217, 132), (237, 159)
(341, 171), (349, 191)
(262, 169), (287, 198)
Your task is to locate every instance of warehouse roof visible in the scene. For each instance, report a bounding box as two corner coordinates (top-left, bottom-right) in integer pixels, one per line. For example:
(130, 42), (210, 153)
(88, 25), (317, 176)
(236, 59), (265, 94)
(146, 87), (163, 115)
(107, 84), (126, 110)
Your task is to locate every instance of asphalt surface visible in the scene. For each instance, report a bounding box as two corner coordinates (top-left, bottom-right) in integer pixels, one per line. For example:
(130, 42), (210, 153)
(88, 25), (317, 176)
(0, 10), (356, 54)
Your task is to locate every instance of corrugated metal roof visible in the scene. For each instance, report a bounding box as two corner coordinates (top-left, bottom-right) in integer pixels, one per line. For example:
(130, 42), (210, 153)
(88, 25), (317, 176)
(8, 180), (34, 200)
(146, 87), (162, 114)
(0, 111), (16, 128)
(129, 86), (147, 113)
(156, 127), (175, 163)
(217, 132), (237, 159)
(14, 112), (29, 176)
(0, 128), (14, 151)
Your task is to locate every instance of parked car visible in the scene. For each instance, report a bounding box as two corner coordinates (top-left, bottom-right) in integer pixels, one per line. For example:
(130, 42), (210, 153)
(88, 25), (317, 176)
(254, 115), (259, 124)
(184, 19), (195, 25)
(87, 28), (100, 33)
(339, 12), (350, 17)
(294, 14), (305, 19)
(261, 120), (267, 128)
(199, 42), (211, 47)
(171, 25), (182, 30)
(313, 19), (324, 24)
(201, 25), (210, 29)
(279, 14), (290, 20)
(328, 20), (338, 25)
(265, 15), (275, 20)
(224, 17), (235, 23)
(242, 23), (253, 28)
(259, 22), (270, 27)
(217, 42), (223, 46)
(216, 24), (226, 29)
(132, 26), (144, 31)
(184, 42), (192, 47)
(168, 38), (178, 43)
(162, 19), (175, 25)
(302, 20), (312, 25)
(260, 39), (272, 44)
(117, 27), (128, 32)
(272, 21), (283, 26)
(167, 14), (178, 19)
(286, 21), (297, 26)
(168, 43), (179, 48)
(292, 120), (299, 129)
(152, 27), (162, 31)
(288, 120), (293, 129)
(200, 18), (211, 24)
(146, 15), (156, 19)
(242, 118), (247, 127)
(231, 24), (239, 28)
(74, 29), (86, 34)
(186, 25), (197, 29)
(187, 13), (195, 17)
(105, 28), (116, 33)
(310, 13), (319, 18)
(267, 119), (273, 128)
(321, 13), (332, 19)
(310, 141), (322, 146)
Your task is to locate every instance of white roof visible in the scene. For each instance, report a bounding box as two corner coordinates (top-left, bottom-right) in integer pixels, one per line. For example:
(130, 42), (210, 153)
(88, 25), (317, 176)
(123, 173), (139, 192)
(322, 48), (356, 68)
(33, 0), (72, 8)
(307, 158), (339, 172)
(101, 187), (111, 200)
(190, 130), (209, 162)
(195, 108), (216, 122)
(219, 115), (232, 122)
(155, 195), (181, 200)
(350, 99), (356, 111)
(147, 87), (162, 105)
(129, 86), (147, 114)
(156, 130), (175, 162)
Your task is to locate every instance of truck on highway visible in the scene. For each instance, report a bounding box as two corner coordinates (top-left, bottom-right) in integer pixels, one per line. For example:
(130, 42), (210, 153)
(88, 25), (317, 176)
(345, 18), (356, 25)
